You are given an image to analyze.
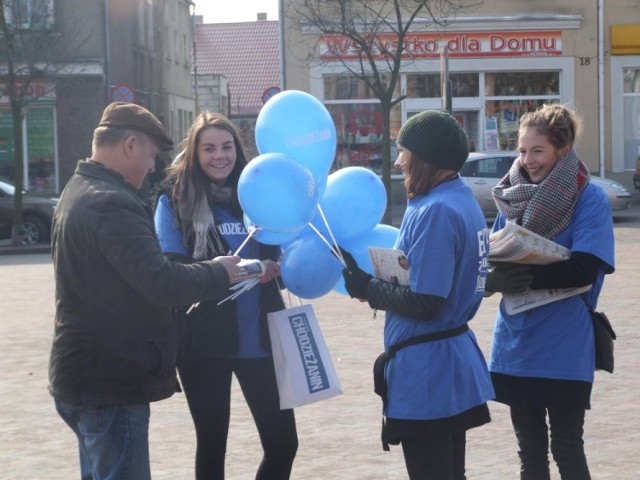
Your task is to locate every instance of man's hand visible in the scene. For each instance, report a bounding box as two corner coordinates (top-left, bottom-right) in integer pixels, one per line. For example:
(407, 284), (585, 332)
(213, 255), (241, 283)
(485, 263), (532, 293)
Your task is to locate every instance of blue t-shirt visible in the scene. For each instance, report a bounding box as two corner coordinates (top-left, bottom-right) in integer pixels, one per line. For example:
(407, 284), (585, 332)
(154, 194), (269, 358)
(384, 178), (495, 420)
(489, 183), (615, 382)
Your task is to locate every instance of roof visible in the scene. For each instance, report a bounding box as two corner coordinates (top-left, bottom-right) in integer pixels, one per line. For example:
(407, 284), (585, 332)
(196, 21), (280, 116)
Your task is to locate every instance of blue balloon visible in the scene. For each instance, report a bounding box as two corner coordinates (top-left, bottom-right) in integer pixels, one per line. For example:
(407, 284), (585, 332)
(281, 234), (343, 299)
(243, 214), (302, 246)
(312, 167), (387, 243)
(238, 152), (319, 233)
(255, 90), (337, 188)
(334, 224), (400, 295)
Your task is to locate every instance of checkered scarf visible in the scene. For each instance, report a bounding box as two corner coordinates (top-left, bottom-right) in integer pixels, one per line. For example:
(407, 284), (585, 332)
(492, 148), (589, 239)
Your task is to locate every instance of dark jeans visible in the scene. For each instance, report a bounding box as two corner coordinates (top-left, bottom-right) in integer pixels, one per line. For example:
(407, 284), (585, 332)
(510, 405), (591, 480)
(178, 356), (298, 480)
(401, 430), (467, 480)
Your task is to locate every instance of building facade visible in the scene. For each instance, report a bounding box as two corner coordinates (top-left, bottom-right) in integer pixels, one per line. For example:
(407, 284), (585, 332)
(282, 0), (640, 190)
(194, 15), (280, 159)
(0, 0), (196, 194)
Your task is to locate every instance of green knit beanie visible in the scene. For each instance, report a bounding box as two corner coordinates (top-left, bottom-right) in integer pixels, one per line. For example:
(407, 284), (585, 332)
(396, 110), (469, 171)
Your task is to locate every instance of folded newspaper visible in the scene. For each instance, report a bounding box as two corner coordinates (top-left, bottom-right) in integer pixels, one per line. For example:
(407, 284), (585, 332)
(489, 221), (570, 265)
(235, 258), (266, 282)
(368, 247), (410, 285)
(489, 222), (590, 314)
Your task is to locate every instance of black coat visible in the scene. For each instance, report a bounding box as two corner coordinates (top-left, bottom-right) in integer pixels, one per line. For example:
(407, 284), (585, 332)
(50, 160), (230, 405)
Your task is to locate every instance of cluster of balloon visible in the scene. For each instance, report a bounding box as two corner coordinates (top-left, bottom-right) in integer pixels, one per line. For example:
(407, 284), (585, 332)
(238, 90), (396, 299)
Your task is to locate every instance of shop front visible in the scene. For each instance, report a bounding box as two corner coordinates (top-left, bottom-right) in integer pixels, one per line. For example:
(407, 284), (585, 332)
(0, 80), (58, 193)
(308, 21), (578, 175)
(610, 24), (640, 177)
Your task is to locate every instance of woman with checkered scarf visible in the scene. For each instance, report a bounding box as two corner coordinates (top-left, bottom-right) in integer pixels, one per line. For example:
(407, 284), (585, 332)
(486, 104), (615, 480)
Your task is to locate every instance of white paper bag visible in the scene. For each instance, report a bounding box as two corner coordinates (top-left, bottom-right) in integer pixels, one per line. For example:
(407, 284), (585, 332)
(267, 304), (343, 409)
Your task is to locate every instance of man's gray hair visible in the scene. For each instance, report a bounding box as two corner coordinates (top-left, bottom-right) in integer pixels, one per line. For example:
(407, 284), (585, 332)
(92, 126), (147, 152)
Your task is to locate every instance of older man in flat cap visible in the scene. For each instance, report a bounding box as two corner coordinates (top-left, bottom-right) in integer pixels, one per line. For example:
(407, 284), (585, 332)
(50, 102), (241, 479)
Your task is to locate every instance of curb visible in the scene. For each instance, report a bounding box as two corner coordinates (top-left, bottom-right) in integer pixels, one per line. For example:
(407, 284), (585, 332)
(0, 244), (51, 255)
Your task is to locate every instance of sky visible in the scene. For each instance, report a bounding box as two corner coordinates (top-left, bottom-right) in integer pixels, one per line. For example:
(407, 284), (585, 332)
(194, 1), (280, 23)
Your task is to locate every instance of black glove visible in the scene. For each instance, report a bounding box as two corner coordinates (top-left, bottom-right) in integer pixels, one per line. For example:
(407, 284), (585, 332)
(338, 247), (372, 300)
(485, 263), (533, 293)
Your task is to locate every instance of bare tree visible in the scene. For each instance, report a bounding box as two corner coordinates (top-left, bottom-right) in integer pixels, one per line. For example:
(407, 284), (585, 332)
(0, 0), (88, 245)
(288, 0), (479, 223)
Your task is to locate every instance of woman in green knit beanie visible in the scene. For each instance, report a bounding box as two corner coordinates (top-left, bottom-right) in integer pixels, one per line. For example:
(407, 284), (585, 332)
(340, 109), (494, 479)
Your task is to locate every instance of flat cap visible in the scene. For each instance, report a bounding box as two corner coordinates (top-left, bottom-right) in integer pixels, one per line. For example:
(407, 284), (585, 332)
(98, 102), (174, 151)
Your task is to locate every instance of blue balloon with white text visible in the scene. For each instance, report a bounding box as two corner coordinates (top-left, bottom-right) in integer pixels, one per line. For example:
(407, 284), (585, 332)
(255, 90), (337, 188)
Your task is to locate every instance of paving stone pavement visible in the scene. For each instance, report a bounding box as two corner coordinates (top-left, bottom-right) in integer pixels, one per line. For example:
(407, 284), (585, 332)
(1, 207), (639, 479)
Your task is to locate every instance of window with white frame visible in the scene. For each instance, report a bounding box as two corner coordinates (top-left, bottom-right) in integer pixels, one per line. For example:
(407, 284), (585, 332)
(3, 0), (53, 30)
(611, 56), (640, 173)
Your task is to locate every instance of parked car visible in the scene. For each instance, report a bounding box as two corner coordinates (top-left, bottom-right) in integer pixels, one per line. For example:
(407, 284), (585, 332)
(460, 152), (632, 219)
(0, 180), (58, 245)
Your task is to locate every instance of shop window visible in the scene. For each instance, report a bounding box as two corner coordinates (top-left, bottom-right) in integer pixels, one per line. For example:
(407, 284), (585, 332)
(323, 74), (399, 100)
(3, 0), (54, 30)
(485, 72), (559, 96)
(0, 111), (15, 181)
(0, 107), (56, 192)
(26, 107), (55, 192)
(407, 74), (439, 98)
(407, 73), (479, 98)
(623, 68), (640, 93)
(484, 99), (555, 151)
(325, 102), (403, 174)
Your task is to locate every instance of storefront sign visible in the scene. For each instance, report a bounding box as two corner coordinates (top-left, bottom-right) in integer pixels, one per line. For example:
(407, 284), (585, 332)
(0, 79), (55, 105)
(320, 31), (562, 60)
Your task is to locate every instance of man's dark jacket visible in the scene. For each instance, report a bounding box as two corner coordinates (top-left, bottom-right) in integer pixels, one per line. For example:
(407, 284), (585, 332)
(50, 160), (230, 406)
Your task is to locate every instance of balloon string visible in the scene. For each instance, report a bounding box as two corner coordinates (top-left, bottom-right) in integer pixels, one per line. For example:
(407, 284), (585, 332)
(317, 205), (346, 267)
(234, 227), (257, 256)
(306, 219), (346, 267)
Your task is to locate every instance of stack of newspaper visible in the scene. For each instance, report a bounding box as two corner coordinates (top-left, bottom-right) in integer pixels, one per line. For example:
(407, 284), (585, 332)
(489, 222), (590, 314)
(489, 222), (570, 265)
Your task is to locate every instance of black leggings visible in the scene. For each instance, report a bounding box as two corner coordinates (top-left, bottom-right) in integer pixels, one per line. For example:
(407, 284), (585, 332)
(178, 356), (298, 480)
(510, 405), (590, 480)
(401, 430), (467, 480)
